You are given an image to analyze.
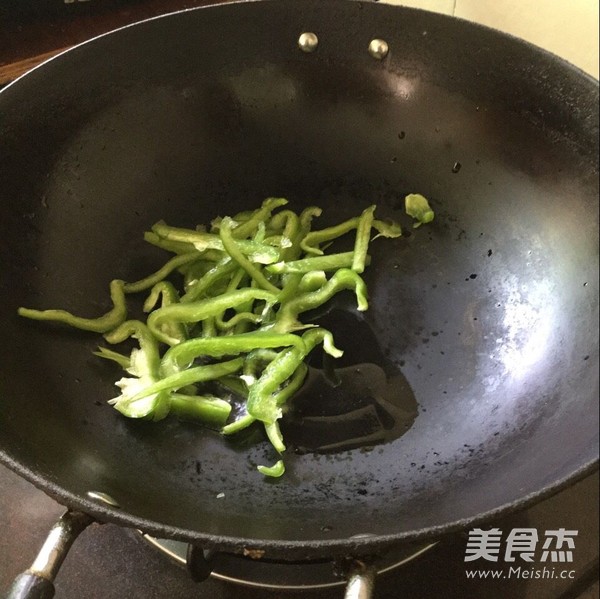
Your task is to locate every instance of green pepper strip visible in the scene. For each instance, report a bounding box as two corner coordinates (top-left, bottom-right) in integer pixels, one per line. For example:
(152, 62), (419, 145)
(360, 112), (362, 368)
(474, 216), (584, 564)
(152, 221), (281, 265)
(123, 252), (201, 294)
(269, 210), (301, 260)
(266, 251), (366, 275)
(221, 413), (255, 435)
(301, 214), (401, 255)
(219, 217), (280, 294)
(214, 269), (247, 331)
(301, 217), (360, 255)
(298, 271), (327, 292)
(275, 362), (308, 407)
(93, 347), (131, 369)
(262, 235), (292, 250)
(247, 329), (340, 424)
(143, 281), (180, 313)
(122, 357), (244, 403)
(104, 320), (170, 420)
(276, 273), (303, 305)
(221, 362), (308, 435)
(210, 210), (254, 234)
(242, 349), (278, 381)
(217, 311), (263, 332)
(265, 422), (286, 453)
(180, 261), (212, 293)
(18, 279), (127, 333)
(257, 459), (285, 478)
(148, 288), (277, 345)
(143, 231), (197, 255)
(104, 320), (161, 369)
(161, 331), (305, 377)
(143, 282), (187, 344)
(352, 205), (376, 274)
(253, 221), (266, 244)
(201, 317), (217, 339)
(230, 197), (288, 239)
(169, 393), (232, 427)
(217, 266), (245, 298)
(230, 210), (253, 222)
(372, 219), (402, 239)
(181, 257), (253, 304)
(299, 206), (323, 236)
(180, 259), (238, 303)
(273, 269), (368, 333)
(219, 271), (265, 334)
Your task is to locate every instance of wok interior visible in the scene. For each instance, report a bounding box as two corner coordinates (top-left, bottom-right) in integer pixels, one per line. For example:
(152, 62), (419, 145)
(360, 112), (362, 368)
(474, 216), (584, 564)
(0, 1), (597, 557)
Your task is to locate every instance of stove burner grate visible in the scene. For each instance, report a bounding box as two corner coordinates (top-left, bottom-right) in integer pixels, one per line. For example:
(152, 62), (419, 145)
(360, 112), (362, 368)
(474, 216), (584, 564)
(140, 534), (437, 590)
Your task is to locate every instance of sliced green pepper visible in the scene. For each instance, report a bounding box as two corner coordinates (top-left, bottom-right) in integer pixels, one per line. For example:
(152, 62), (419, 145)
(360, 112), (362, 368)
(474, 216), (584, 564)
(221, 361), (307, 435)
(222, 413), (255, 435)
(116, 357), (244, 404)
(143, 231), (197, 255)
(257, 459), (285, 478)
(219, 217), (280, 294)
(143, 281), (187, 345)
(242, 348), (279, 382)
(273, 268), (368, 333)
(268, 209), (301, 261)
(300, 212), (401, 255)
(103, 320), (169, 420)
(266, 251), (362, 275)
(18, 279), (127, 333)
(152, 221), (281, 265)
(352, 205), (376, 274)
(301, 216), (360, 256)
(264, 421), (285, 453)
(161, 331), (306, 376)
(17, 198), (410, 479)
(246, 328), (341, 424)
(230, 197), (288, 239)
(93, 346), (131, 369)
(148, 288), (277, 345)
(123, 252), (201, 294)
(298, 271), (327, 292)
(181, 258), (239, 303)
(169, 393), (232, 427)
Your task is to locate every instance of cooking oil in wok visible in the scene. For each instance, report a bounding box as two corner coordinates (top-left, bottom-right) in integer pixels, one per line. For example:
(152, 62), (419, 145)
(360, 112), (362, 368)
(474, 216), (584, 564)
(281, 363), (418, 454)
(282, 307), (418, 453)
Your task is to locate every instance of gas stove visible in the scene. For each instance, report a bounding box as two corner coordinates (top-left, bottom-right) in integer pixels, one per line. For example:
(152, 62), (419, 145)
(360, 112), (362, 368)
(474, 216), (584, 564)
(1, 465), (597, 597)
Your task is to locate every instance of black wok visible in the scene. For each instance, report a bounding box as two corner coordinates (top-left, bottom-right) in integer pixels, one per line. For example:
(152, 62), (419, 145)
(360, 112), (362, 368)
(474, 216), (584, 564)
(0, 0), (598, 595)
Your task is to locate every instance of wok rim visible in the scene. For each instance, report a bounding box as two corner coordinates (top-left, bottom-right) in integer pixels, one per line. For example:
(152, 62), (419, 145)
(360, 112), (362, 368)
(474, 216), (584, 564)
(0, 451), (597, 557)
(1, 0), (598, 92)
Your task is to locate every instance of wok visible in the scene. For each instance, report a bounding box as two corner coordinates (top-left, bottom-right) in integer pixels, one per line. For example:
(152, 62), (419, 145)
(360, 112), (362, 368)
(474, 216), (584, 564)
(0, 0), (598, 596)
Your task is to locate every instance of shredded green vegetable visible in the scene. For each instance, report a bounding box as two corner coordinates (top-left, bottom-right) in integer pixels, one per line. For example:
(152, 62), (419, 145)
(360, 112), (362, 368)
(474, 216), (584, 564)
(17, 196), (433, 477)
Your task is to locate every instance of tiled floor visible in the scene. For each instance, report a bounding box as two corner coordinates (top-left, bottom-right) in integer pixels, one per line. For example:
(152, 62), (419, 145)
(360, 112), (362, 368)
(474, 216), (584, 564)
(383, 0), (599, 78)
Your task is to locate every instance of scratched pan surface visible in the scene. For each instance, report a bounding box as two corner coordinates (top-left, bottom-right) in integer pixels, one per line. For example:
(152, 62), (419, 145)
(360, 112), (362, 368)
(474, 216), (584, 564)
(0, 0), (598, 560)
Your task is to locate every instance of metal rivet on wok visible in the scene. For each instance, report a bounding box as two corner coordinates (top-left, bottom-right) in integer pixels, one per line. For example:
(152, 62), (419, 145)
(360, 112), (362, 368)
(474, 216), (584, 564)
(368, 38), (389, 60)
(298, 32), (319, 53)
(87, 491), (121, 508)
